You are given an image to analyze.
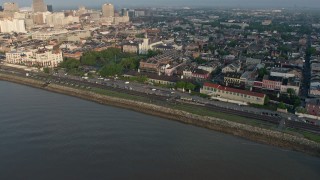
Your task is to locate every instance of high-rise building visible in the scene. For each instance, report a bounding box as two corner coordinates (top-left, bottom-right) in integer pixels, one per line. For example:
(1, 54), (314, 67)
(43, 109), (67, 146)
(0, 6), (3, 11)
(47, 5), (53, 12)
(121, 8), (129, 17)
(0, 19), (26, 33)
(33, 0), (47, 12)
(102, 3), (114, 17)
(3, 2), (19, 12)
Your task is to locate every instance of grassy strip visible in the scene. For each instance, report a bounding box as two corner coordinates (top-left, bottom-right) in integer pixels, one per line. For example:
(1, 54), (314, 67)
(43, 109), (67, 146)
(83, 87), (320, 143)
(91, 88), (150, 102)
(91, 87), (276, 129)
(285, 128), (320, 143)
(169, 103), (277, 129)
(302, 132), (320, 143)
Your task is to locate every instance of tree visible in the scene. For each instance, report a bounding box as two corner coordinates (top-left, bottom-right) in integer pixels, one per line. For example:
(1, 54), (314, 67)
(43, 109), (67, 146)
(185, 83), (196, 91)
(287, 88), (296, 97)
(228, 40), (237, 48)
(176, 81), (196, 91)
(176, 81), (186, 89)
(60, 58), (80, 70)
(296, 107), (307, 114)
(173, 27), (183, 32)
(264, 95), (270, 105)
(278, 102), (287, 110)
(43, 67), (50, 74)
(99, 63), (123, 77)
(80, 52), (97, 66)
(306, 47), (316, 56)
(135, 33), (145, 38)
(194, 57), (206, 64)
(258, 67), (268, 78)
(121, 57), (139, 70)
(147, 50), (160, 58)
(294, 98), (301, 108)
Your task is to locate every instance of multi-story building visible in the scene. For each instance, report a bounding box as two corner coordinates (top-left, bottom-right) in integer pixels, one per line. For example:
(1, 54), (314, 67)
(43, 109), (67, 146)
(3, 2), (19, 12)
(270, 68), (296, 78)
(33, 0), (47, 12)
(139, 50), (179, 74)
(33, 12), (48, 25)
(6, 49), (63, 68)
(123, 44), (138, 54)
(102, 3), (114, 17)
(138, 35), (163, 54)
(222, 63), (241, 73)
(47, 5), (53, 12)
(306, 99), (320, 116)
(32, 30), (89, 42)
(280, 78), (300, 95)
(246, 58), (261, 65)
(224, 73), (242, 87)
(0, 19), (26, 33)
(201, 83), (266, 105)
(114, 16), (129, 25)
(262, 75), (282, 91)
(32, 30), (68, 40)
(45, 13), (79, 27)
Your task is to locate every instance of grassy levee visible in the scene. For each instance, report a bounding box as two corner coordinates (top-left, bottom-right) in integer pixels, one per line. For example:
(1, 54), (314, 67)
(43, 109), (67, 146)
(1, 72), (320, 156)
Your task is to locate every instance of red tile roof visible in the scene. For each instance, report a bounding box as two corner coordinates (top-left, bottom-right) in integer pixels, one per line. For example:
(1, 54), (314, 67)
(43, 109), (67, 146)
(203, 82), (265, 98)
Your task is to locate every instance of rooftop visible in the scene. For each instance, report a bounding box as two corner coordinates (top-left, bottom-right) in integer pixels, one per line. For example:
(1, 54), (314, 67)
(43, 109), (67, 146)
(204, 82), (265, 98)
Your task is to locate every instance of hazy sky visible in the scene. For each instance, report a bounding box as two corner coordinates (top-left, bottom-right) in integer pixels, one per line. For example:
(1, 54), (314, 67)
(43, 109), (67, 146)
(2, 0), (320, 9)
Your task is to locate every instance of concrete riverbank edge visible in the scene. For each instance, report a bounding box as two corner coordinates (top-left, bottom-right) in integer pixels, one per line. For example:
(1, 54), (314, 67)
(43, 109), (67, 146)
(1, 73), (320, 156)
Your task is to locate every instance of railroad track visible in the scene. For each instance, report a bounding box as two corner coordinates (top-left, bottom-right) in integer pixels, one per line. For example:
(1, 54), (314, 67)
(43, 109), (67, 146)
(285, 120), (320, 133)
(205, 104), (281, 124)
(1, 66), (320, 133)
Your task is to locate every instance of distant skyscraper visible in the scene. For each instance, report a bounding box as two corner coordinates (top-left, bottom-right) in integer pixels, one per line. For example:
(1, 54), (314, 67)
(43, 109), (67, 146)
(102, 3), (114, 17)
(47, 5), (53, 12)
(0, 6), (3, 11)
(33, 0), (47, 12)
(3, 2), (19, 12)
(128, 10), (135, 18)
(121, 8), (129, 17)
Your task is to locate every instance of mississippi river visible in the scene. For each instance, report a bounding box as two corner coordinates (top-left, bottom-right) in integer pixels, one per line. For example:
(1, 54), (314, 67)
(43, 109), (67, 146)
(0, 81), (319, 180)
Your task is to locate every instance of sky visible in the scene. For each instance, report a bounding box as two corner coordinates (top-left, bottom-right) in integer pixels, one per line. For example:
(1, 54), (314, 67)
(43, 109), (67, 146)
(1, 0), (320, 9)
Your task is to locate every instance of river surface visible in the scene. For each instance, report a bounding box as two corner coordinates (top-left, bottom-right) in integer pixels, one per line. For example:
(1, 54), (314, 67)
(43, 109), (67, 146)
(0, 81), (320, 180)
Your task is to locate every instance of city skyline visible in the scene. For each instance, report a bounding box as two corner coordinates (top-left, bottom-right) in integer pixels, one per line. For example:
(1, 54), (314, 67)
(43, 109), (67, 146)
(3, 0), (320, 9)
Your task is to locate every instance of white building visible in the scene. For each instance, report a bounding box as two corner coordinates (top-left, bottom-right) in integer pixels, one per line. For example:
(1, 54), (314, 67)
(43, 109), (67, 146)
(139, 36), (150, 54)
(222, 63), (241, 73)
(32, 30), (69, 40)
(46, 13), (79, 27)
(270, 68), (296, 78)
(5, 49), (63, 68)
(0, 19), (26, 33)
(138, 35), (163, 54)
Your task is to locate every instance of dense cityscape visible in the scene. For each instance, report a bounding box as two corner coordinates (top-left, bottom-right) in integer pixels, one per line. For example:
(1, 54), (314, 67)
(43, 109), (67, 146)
(1, 1), (320, 175)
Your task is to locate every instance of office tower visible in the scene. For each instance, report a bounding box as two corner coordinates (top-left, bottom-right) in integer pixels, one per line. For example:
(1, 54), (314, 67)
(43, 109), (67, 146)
(0, 6), (3, 11)
(102, 3), (114, 17)
(128, 10), (135, 18)
(121, 8), (129, 16)
(47, 5), (53, 12)
(3, 2), (19, 12)
(33, 0), (47, 12)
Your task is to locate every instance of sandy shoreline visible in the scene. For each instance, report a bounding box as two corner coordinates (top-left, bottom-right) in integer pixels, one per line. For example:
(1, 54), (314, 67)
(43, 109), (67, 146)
(1, 73), (320, 156)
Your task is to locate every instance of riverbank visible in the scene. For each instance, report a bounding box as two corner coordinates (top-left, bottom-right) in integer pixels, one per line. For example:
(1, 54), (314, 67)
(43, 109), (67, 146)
(1, 73), (320, 156)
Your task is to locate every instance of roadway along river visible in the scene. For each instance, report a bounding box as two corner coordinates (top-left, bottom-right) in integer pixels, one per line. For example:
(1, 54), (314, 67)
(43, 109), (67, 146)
(0, 81), (319, 180)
